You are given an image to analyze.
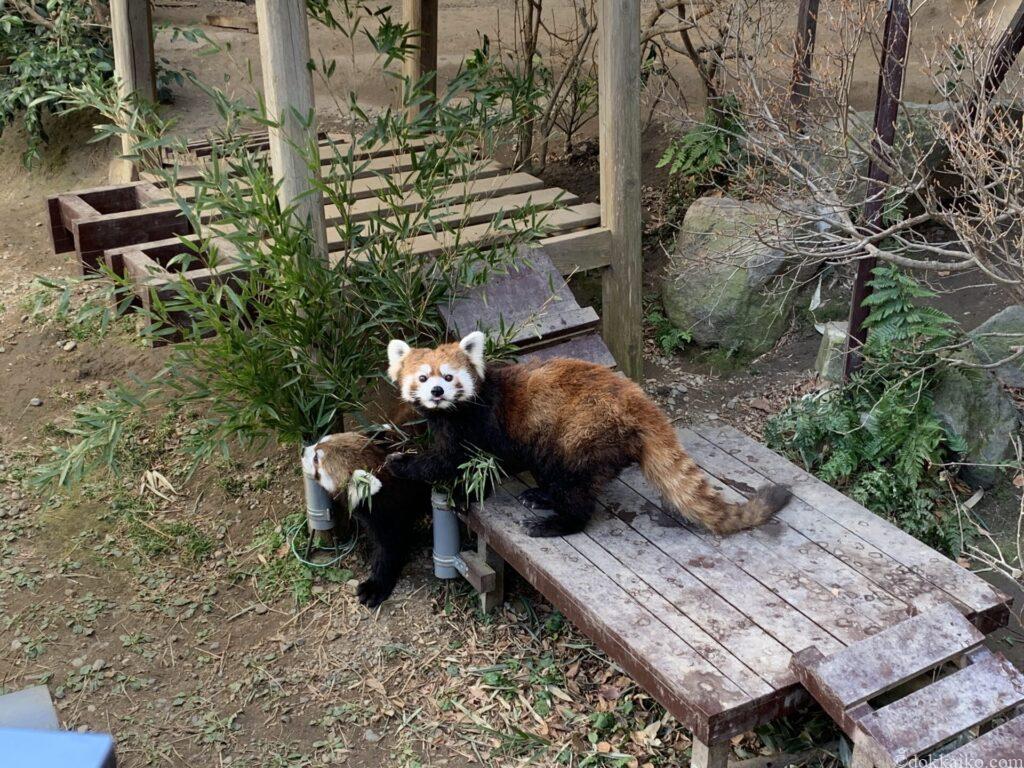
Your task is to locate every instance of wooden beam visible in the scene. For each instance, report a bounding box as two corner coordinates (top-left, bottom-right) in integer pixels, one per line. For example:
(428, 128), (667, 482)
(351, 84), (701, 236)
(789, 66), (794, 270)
(254, 0), (329, 261)
(403, 0), (439, 121)
(790, 0), (820, 129)
(597, 0), (643, 380)
(843, 0), (911, 378)
(109, 0), (157, 182)
(975, 0), (1024, 113)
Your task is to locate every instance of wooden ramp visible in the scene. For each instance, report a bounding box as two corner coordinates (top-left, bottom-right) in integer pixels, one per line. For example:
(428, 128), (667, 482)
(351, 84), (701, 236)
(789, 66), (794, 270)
(792, 604), (1024, 767)
(464, 424), (1012, 765)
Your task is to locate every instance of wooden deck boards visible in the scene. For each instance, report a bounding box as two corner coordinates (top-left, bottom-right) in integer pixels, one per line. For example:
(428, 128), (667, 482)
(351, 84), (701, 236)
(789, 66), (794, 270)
(469, 424), (1011, 744)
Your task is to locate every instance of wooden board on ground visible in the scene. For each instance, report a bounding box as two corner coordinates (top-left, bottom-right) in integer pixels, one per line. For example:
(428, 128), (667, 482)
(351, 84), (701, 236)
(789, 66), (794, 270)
(439, 246), (613, 366)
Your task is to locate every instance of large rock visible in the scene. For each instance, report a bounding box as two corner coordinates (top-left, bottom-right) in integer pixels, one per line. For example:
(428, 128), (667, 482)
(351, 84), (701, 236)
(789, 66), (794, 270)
(933, 352), (1020, 488)
(660, 196), (810, 356)
(969, 305), (1024, 388)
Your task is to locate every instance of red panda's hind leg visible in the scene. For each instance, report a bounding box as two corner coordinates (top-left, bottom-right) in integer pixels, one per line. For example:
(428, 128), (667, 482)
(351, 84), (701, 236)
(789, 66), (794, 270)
(523, 479), (595, 538)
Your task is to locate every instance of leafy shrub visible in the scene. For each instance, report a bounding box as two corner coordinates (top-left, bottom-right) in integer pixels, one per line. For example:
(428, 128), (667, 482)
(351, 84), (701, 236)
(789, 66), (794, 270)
(765, 266), (969, 554)
(0, 0), (112, 165)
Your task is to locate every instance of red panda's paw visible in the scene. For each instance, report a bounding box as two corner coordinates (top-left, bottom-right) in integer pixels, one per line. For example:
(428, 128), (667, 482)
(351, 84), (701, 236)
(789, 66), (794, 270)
(518, 487), (553, 510)
(357, 577), (396, 608)
(523, 515), (587, 538)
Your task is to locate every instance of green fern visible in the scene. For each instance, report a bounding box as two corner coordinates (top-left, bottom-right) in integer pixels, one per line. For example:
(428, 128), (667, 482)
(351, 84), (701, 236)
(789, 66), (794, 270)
(765, 266), (969, 556)
(657, 96), (744, 189)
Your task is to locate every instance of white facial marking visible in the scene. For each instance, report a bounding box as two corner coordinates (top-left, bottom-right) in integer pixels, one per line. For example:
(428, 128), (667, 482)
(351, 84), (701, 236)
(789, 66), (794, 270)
(348, 469), (382, 511)
(301, 444), (317, 477)
(458, 331), (486, 377)
(387, 339), (411, 382)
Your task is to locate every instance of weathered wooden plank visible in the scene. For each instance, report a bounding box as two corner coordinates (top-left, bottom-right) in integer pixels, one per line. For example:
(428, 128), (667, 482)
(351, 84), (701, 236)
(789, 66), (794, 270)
(440, 246), (576, 337)
(696, 424), (1010, 624)
(158, 137), (436, 183)
(327, 172), (547, 226)
(601, 475), (844, 657)
(468, 487), (755, 742)
(683, 428), (958, 614)
(625, 433), (915, 635)
(856, 649), (1024, 765)
(791, 603), (983, 716)
(516, 332), (616, 367)
(945, 714), (1024, 762)
(327, 204), (601, 260)
(532, 227), (612, 274)
(616, 465), (883, 647)
(163, 159), (507, 205)
(388, 187), (578, 237)
(570, 522), (776, 698)
(582, 506), (794, 689)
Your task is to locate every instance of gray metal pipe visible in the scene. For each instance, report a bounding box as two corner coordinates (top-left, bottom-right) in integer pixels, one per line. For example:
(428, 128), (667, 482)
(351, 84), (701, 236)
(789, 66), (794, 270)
(431, 489), (461, 579)
(303, 446), (335, 532)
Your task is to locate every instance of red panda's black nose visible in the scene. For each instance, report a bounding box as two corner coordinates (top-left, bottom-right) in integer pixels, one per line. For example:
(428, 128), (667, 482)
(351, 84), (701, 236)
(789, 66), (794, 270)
(430, 386), (445, 398)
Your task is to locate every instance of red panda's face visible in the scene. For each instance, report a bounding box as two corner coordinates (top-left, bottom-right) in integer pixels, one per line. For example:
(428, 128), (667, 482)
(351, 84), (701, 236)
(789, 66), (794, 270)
(387, 331), (485, 410)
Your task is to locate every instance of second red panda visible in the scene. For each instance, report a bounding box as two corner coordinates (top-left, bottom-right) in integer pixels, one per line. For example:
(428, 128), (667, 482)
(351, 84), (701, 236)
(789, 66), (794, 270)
(383, 331), (790, 537)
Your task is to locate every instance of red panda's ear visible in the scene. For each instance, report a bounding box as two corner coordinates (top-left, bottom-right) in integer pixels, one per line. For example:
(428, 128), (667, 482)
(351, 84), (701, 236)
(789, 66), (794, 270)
(459, 331), (486, 377)
(387, 340), (411, 382)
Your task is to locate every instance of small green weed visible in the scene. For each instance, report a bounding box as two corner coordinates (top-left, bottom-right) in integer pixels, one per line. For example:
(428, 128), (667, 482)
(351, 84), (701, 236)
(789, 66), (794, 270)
(644, 296), (691, 356)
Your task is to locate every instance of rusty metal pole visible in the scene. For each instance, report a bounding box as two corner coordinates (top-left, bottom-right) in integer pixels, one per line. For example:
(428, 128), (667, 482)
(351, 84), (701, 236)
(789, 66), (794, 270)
(843, 0), (912, 379)
(791, 0), (820, 130)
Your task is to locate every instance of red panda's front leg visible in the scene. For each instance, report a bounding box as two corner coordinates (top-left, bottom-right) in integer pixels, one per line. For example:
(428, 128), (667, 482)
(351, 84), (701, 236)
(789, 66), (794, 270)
(383, 444), (464, 485)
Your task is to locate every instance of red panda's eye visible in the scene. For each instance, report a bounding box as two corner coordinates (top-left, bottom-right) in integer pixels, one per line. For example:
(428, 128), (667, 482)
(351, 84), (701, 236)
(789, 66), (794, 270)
(444, 374), (453, 382)
(418, 375), (428, 383)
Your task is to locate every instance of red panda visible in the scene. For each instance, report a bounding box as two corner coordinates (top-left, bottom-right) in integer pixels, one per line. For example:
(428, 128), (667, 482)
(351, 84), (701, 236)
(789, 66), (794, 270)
(383, 331), (790, 537)
(302, 432), (431, 607)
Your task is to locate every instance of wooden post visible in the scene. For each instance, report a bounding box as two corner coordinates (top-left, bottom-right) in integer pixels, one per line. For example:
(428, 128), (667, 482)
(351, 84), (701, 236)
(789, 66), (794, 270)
(691, 738), (730, 768)
(843, 0), (911, 378)
(477, 537), (505, 613)
(790, 0), (820, 129)
(974, 0), (1024, 115)
(597, 0), (643, 380)
(109, 0), (157, 182)
(403, 0), (439, 121)
(254, 0), (329, 261)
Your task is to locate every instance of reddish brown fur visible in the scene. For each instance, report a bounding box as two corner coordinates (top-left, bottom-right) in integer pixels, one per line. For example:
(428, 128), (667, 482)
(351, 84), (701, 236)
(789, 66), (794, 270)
(393, 349), (789, 535)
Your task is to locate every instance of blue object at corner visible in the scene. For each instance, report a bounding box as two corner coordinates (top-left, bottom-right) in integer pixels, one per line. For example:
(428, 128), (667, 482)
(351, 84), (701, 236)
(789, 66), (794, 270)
(0, 728), (116, 768)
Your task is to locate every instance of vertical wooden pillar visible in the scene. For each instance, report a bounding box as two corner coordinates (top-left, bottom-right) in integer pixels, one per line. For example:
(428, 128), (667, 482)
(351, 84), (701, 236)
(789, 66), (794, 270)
(843, 0), (911, 378)
(597, 0), (643, 380)
(403, 0), (439, 121)
(973, 0), (1024, 115)
(254, 0), (329, 261)
(790, 0), (820, 129)
(109, 0), (157, 182)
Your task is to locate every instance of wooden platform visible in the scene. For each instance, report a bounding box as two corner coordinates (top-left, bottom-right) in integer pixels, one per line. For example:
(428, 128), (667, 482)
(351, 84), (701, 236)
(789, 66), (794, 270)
(46, 132), (612, 278)
(467, 424), (1011, 752)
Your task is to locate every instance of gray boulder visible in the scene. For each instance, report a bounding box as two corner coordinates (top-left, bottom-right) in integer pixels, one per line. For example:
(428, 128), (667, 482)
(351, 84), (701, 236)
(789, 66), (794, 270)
(968, 305), (1024, 388)
(933, 352), (1020, 488)
(660, 197), (813, 357)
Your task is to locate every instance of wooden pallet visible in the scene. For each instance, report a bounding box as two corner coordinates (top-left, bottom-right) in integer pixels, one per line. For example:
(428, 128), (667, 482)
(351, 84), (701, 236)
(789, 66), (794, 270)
(463, 425), (1011, 767)
(792, 603), (1024, 767)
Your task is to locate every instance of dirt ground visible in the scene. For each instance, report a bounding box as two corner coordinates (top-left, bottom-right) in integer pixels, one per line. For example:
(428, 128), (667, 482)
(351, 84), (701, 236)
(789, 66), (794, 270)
(2, 1), (1024, 767)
